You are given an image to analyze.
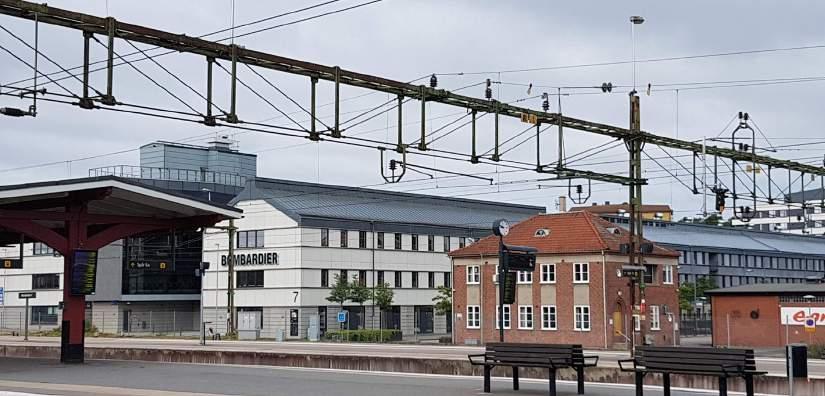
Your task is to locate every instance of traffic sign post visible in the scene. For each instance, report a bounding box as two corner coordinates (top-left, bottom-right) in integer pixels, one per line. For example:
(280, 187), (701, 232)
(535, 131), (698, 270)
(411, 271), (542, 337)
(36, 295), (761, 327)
(18, 292), (36, 341)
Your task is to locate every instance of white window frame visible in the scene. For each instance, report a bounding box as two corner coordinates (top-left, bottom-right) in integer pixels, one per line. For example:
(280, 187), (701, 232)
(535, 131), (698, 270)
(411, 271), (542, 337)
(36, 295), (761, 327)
(466, 266), (480, 284)
(493, 265), (499, 283)
(518, 305), (534, 330)
(650, 306), (661, 330)
(466, 305), (480, 329)
(495, 305), (511, 329)
(574, 305), (591, 331)
(540, 263), (556, 284)
(541, 305), (557, 330)
(573, 263), (590, 283)
(663, 265), (673, 284)
(633, 314), (641, 331)
(517, 270), (532, 284)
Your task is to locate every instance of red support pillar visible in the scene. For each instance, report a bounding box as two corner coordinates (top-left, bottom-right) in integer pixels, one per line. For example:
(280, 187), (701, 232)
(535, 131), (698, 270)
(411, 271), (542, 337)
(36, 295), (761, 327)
(61, 204), (87, 363)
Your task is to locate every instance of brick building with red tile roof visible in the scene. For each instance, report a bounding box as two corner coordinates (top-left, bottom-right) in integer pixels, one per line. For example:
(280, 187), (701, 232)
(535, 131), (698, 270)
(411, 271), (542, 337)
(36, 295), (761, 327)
(449, 211), (680, 349)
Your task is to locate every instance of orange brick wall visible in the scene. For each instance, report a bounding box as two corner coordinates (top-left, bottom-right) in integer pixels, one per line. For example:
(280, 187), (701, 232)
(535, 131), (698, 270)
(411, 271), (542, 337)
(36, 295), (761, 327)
(712, 295), (825, 347)
(453, 256), (680, 349)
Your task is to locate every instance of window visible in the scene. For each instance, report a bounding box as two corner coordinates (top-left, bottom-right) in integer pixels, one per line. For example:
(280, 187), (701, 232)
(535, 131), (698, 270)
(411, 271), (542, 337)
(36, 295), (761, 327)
(341, 269), (348, 282)
(321, 269), (329, 287)
(359, 231), (367, 249)
(541, 305), (557, 330)
(412, 272), (419, 288)
(394, 233), (402, 249)
(32, 242), (54, 256)
(427, 235), (435, 252)
(237, 270), (264, 288)
(237, 230), (264, 248)
(321, 228), (329, 247)
(459, 237), (466, 248)
(377, 271), (385, 286)
(574, 305), (591, 331)
(340, 230), (348, 248)
(359, 270), (367, 286)
(444, 272), (451, 288)
(428, 272), (435, 288)
(394, 271), (402, 288)
(644, 264), (656, 284)
(574, 263), (589, 283)
(517, 271), (532, 284)
(633, 314), (641, 331)
(518, 306), (533, 329)
(377, 232), (384, 249)
(466, 265), (480, 284)
(540, 264), (556, 283)
(650, 306), (661, 330)
(496, 305), (511, 329)
(663, 265), (673, 284)
(493, 265), (499, 283)
(31, 306), (58, 325)
(411, 234), (419, 251)
(466, 306), (480, 329)
(443, 236), (451, 252)
(31, 274), (60, 289)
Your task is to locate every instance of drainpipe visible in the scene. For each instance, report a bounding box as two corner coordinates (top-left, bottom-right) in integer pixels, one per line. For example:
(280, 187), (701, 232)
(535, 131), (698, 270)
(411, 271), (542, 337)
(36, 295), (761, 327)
(602, 251), (608, 349)
(479, 252), (484, 346)
(371, 221), (375, 330)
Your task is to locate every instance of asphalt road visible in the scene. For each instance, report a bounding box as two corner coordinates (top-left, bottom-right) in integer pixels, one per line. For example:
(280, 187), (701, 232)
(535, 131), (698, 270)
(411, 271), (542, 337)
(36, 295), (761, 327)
(0, 357), (775, 396)
(0, 336), (819, 377)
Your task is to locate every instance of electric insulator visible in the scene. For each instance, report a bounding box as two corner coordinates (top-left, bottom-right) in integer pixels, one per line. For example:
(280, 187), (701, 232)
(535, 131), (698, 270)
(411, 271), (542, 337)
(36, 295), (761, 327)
(389, 160), (397, 171)
(576, 185), (583, 194)
(738, 111), (744, 120)
(541, 93), (550, 112)
(429, 74), (438, 88)
(601, 82), (613, 93)
(0, 107), (27, 117)
(743, 112), (749, 121)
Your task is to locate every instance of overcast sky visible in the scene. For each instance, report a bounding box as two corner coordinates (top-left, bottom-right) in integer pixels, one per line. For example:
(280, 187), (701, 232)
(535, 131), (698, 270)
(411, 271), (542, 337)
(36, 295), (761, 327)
(2, 0), (825, 218)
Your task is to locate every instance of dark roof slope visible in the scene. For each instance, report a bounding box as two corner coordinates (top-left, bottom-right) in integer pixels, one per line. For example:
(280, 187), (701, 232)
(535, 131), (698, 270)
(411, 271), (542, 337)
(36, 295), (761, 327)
(449, 211), (679, 258)
(707, 282), (825, 296)
(230, 177), (544, 229)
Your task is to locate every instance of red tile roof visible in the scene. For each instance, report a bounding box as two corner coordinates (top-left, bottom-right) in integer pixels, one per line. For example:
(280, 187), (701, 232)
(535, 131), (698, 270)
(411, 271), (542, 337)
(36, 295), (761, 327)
(449, 211), (679, 258)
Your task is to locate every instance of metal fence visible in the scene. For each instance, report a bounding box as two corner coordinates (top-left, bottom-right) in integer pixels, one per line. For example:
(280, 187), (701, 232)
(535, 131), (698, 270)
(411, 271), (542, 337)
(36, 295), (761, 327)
(680, 312), (712, 337)
(0, 309), (200, 337)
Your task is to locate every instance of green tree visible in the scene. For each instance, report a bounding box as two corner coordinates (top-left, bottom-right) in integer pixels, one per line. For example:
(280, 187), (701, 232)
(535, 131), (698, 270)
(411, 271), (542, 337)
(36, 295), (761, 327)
(349, 275), (372, 329)
(432, 285), (452, 316)
(373, 282), (394, 333)
(326, 274), (351, 311)
(678, 277), (718, 312)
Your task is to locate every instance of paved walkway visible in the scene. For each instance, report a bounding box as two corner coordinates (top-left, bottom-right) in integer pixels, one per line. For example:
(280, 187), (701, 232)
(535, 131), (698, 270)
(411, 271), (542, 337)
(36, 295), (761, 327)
(0, 358), (776, 396)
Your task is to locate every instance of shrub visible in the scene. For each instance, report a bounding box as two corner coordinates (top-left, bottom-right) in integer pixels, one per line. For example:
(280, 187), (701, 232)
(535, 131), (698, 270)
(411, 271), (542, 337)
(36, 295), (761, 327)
(808, 344), (825, 359)
(324, 329), (401, 343)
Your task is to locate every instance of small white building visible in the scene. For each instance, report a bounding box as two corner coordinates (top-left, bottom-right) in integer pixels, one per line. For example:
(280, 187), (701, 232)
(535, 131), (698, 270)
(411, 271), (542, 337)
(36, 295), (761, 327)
(202, 178), (543, 340)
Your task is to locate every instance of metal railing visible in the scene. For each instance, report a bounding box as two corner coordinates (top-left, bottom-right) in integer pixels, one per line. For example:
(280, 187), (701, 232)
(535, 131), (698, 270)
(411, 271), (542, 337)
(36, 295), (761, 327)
(680, 312), (712, 337)
(89, 165), (247, 187)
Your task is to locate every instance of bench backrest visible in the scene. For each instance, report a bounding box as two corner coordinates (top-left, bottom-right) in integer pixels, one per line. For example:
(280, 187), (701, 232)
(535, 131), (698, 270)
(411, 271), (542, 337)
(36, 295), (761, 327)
(485, 343), (583, 366)
(634, 346), (757, 375)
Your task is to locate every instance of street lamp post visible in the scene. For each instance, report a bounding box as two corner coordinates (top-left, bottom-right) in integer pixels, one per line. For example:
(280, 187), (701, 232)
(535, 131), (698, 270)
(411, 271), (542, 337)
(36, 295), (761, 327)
(804, 294), (815, 345)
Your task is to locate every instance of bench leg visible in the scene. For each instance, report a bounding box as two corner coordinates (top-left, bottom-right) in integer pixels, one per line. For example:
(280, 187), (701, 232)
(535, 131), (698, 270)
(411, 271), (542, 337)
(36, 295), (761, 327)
(718, 377), (728, 396)
(513, 366), (519, 391)
(635, 372), (644, 396)
(548, 369), (557, 396)
(745, 374), (754, 396)
(576, 366), (585, 395)
(483, 365), (491, 393)
(662, 373), (671, 396)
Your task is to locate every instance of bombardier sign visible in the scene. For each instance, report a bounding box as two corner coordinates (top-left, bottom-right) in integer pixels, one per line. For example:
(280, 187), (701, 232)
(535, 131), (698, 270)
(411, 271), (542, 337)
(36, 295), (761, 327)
(780, 307), (825, 325)
(221, 252), (278, 267)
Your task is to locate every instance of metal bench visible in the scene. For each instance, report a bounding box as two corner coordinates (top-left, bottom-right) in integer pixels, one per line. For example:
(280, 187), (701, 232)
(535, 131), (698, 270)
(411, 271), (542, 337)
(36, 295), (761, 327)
(618, 346), (767, 396)
(468, 343), (598, 395)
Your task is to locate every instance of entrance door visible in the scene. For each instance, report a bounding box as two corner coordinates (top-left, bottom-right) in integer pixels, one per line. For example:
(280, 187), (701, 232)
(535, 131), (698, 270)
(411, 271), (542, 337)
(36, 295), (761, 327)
(613, 311), (623, 336)
(415, 306), (434, 334)
(289, 309), (299, 337)
(318, 307), (327, 335)
(122, 310), (131, 333)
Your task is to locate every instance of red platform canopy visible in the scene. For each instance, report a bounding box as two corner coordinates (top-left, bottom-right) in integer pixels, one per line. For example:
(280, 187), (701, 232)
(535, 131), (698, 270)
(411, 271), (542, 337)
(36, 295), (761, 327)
(0, 176), (242, 362)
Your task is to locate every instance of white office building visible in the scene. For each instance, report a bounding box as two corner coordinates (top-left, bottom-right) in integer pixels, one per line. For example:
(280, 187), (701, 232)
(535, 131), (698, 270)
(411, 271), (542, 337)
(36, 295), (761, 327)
(202, 178), (543, 340)
(731, 189), (825, 235)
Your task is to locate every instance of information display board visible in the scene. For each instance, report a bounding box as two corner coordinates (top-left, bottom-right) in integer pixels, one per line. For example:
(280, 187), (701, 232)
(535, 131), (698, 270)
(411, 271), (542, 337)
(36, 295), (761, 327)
(70, 250), (98, 295)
